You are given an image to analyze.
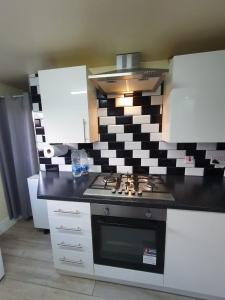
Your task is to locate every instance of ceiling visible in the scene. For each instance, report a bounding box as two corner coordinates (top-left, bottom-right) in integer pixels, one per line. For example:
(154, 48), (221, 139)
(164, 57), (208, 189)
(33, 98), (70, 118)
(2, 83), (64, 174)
(0, 0), (225, 89)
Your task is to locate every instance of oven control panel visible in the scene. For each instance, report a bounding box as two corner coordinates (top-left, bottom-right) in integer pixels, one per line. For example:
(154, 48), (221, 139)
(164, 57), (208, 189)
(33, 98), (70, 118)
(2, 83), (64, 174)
(91, 203), (167, 221)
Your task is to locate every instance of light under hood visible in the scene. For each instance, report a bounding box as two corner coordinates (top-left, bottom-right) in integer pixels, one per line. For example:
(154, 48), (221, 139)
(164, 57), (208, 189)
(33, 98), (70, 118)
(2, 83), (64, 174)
(89, 52), (168, 95)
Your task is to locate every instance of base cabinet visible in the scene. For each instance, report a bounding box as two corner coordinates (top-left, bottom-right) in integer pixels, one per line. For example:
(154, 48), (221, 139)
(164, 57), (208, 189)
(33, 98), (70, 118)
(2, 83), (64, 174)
(164, 209), (225, 298)
(47, 201), (225, 298)
(47, 200), (94, 276)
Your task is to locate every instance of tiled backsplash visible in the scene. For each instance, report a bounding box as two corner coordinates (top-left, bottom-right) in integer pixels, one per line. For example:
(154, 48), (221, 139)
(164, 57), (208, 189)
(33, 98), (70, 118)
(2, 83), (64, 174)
(29, 74), (225, 176)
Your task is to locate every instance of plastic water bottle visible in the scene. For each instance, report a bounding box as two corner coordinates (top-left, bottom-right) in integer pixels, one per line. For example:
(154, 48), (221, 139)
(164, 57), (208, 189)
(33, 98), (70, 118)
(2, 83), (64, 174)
(71, 150), (81, 178)
(80, 149), (89, 175)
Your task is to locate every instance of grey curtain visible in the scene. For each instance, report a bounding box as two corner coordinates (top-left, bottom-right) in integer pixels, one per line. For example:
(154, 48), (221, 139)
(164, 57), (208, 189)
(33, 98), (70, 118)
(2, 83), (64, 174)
(0, 93), (38, 219)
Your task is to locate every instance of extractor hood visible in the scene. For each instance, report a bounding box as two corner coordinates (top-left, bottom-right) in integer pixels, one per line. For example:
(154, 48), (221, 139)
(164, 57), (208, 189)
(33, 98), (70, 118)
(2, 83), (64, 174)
(89, 52), (168, 95)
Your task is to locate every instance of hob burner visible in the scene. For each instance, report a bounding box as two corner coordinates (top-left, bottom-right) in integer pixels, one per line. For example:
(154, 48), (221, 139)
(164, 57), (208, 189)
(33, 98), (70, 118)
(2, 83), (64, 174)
(103, 176), (117, 184)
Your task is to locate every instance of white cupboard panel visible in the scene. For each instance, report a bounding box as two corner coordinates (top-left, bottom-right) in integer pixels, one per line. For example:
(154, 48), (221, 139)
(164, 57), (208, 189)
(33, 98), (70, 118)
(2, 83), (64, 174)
(39, 66), (98, 143)
(164, 209), (225, 298)
(162, 50), (225, 142)
(27, 175), (49, 229)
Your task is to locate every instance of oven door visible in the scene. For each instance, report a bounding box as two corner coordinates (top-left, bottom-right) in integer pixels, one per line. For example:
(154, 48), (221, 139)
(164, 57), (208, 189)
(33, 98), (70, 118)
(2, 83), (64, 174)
(92, 215), (166, 274)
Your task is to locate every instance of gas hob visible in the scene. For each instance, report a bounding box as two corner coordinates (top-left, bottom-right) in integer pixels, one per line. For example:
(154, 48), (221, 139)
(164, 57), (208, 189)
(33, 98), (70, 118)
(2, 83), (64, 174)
(84, 174), (175, 201)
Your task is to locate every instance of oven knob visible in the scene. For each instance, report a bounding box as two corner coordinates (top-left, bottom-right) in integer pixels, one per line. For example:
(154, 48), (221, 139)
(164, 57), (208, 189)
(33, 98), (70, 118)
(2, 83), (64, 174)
(131, 190), (136, 195)
(118, 189), (123, 194)
(138, 190), (142, 196)
(104, 207), (110, 216)
(111, 188), (116, 193)
(145, 210), (152, 219)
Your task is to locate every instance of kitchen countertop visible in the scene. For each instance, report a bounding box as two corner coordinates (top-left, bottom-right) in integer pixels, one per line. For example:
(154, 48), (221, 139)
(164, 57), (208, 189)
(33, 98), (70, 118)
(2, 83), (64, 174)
(38, 171), (225, 213)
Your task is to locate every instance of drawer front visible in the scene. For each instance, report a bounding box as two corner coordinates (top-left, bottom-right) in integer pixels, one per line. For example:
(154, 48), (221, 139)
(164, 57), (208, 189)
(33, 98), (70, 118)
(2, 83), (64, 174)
(49, 217), (91, 237)
(53, 249), (94, 275)
(48, 200), (92, 236)
(51, 233), (93, 253)
(48, 201), (91, 221)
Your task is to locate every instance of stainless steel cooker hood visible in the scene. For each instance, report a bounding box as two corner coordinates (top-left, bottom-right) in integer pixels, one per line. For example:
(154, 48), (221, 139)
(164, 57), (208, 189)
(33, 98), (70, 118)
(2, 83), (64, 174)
(89, 52), (168, 95)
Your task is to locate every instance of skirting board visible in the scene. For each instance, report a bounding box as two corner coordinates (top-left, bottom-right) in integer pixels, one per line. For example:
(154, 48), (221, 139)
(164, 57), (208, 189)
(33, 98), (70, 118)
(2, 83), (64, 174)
(0, 217), (17, 235)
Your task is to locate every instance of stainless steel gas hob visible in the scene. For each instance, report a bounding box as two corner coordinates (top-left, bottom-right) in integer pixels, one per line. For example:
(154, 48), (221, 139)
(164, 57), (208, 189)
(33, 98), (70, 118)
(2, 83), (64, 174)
(84, 173), (174, 201)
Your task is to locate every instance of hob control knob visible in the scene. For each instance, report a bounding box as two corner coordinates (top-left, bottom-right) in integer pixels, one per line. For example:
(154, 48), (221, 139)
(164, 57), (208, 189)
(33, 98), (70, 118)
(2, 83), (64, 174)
(125, 189), (129, 195)
(131, 190), (136, 195)
(104, 207), (110, 216)
(138, 190), (142, 196)
(118, 189), (123, 194)
(145, 210), (152, 219)
(111, 188), (116, 193)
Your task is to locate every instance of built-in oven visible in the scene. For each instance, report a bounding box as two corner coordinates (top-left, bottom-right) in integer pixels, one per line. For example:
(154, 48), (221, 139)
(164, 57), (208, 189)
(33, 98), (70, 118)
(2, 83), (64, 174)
(91, 204), (166, 274)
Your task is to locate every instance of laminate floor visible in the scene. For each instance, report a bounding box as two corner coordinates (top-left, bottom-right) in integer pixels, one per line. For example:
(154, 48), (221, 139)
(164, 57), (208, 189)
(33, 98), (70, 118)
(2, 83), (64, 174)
(0, 220), (198, 300)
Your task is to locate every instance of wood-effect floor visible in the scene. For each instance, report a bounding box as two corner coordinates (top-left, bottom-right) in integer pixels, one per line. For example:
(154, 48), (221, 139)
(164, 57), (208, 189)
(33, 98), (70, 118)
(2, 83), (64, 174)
(0, 220), (198, 300)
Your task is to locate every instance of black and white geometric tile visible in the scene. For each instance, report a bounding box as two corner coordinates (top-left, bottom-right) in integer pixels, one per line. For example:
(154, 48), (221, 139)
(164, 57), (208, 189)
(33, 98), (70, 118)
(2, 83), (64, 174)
(29, 74), (225, 177)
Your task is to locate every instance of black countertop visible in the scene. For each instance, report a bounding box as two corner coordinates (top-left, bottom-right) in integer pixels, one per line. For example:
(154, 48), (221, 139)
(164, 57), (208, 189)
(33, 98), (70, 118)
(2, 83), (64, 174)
(38, 171), (225, 213)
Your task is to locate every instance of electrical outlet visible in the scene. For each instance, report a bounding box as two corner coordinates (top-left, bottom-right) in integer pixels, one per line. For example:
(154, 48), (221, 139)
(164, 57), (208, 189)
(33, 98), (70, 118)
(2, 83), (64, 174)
(185, 156), (195, 164)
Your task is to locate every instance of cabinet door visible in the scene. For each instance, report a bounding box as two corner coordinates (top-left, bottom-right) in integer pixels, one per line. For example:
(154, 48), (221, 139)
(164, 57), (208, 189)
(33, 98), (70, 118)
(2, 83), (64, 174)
(39, 66), (90, 143)
(163, 50), (225, 142)
(164, 209), (225, 298)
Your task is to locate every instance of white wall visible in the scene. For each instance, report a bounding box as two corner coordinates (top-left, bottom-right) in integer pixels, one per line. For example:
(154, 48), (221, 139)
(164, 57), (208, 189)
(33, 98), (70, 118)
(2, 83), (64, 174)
(0, 82), (23, 227)
(0, 82), (22, 96)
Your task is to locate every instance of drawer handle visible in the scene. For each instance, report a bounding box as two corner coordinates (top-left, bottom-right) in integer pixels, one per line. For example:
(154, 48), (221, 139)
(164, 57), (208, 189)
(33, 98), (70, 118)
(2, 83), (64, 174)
(59, 256), (83, 265)
(57, 242), (83, 250)
(54, 209), (80, 215)
(56, 225), (82, 232)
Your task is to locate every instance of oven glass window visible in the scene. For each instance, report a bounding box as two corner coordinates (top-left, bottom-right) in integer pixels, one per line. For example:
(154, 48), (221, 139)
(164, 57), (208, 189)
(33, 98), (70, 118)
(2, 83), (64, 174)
(101, 225), (156, 265)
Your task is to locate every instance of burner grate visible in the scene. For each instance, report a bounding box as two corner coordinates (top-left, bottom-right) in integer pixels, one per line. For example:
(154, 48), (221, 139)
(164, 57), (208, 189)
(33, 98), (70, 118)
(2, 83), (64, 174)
(103, 176), (117, 184)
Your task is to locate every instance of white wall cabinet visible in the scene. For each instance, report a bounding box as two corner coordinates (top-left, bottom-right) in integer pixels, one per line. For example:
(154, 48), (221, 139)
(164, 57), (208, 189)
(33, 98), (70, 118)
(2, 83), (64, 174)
(38, 66), (98, 143)
(162, 50), (225, 142)
(47, 200), (94, 276)
(164, 209), (225, 298)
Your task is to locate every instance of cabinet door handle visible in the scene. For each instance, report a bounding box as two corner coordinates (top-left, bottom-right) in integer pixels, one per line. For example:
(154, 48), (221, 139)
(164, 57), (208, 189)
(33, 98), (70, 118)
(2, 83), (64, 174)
(59, 256), (83, 265)
(56, 225), (82, 232)
(57, 242), (83, 250)
(83, 118), (86, 142)
(54, 209), (80, 215)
